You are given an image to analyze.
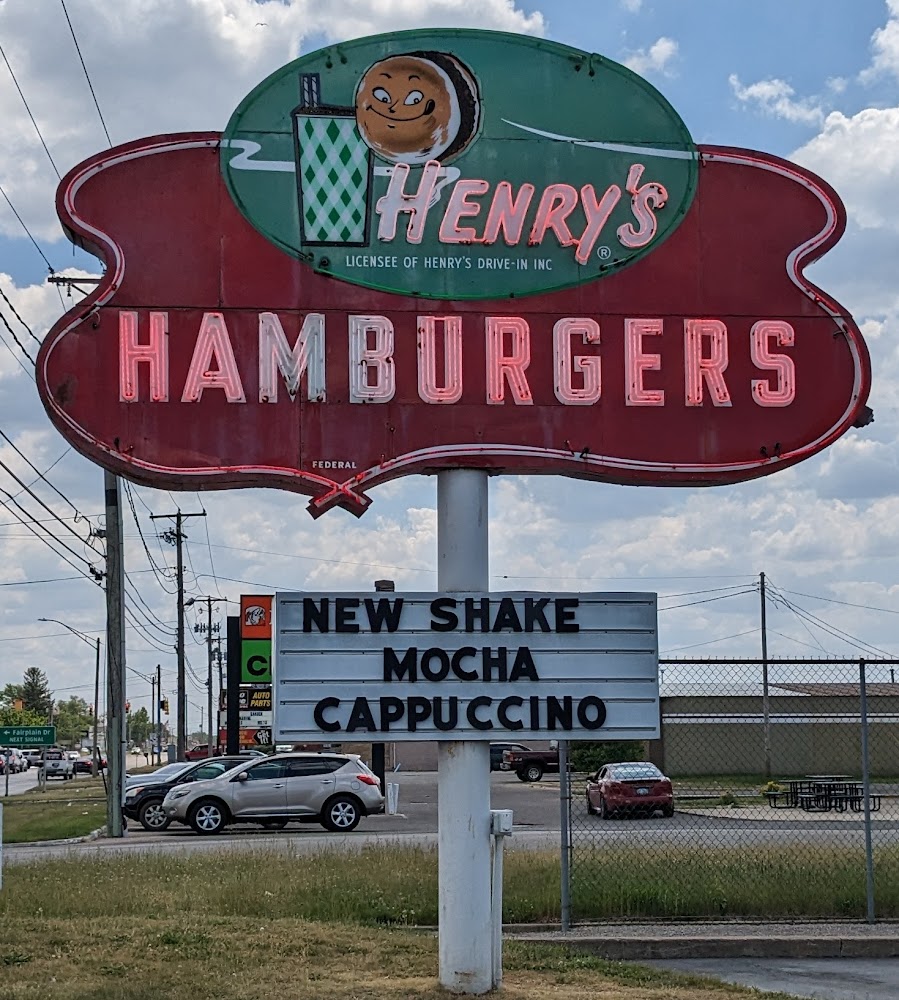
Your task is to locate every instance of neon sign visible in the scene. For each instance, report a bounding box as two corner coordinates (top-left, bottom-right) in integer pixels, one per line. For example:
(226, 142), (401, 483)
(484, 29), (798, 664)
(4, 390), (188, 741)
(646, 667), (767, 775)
(36, 34), (870, 516)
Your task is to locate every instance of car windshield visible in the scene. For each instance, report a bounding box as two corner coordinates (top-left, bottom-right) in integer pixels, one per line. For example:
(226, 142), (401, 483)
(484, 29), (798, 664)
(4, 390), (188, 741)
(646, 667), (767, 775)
(610, 764), (662, 780)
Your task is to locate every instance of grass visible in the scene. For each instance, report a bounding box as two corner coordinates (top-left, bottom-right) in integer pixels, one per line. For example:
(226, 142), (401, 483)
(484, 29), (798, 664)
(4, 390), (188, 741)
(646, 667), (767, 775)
(570, 844), (899, 920)
(1, 774), (106, 843)
(2, 843), (899, 923)
(0, 914), (797, 1000)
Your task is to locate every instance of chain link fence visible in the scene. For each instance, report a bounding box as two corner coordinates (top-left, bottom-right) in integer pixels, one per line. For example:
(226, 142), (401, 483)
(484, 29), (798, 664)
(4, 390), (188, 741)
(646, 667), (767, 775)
(565, 657), (899, 922)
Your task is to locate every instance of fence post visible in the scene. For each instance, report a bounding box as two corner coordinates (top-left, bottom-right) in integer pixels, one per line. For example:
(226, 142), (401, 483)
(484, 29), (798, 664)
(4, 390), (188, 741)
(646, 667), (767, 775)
(559, 739), (571, 931)
(859, 658), (876, 923)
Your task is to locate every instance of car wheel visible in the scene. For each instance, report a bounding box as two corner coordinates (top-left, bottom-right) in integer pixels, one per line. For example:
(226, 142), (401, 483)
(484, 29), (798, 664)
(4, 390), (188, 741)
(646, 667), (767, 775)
(585, 794), (596, 815)
(321, 795), (361, 832)
(189, 799), (227, 835)
(661, 804), (675, 818)
(598, 796), (613, 820)
(524, 764), (543, 783)
(138, 798), (171, 832)
(261, 820), (288, 830)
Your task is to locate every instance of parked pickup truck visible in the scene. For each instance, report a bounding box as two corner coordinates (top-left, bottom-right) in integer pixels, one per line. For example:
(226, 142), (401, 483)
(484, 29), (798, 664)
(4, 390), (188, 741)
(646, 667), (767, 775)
(43, 749), (75, 780)
(502, 743), (559, 782)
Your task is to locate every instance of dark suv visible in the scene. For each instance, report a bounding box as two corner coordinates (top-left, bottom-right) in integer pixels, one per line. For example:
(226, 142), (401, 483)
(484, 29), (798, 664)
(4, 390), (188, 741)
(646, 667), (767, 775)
(124, 756), (246, 831)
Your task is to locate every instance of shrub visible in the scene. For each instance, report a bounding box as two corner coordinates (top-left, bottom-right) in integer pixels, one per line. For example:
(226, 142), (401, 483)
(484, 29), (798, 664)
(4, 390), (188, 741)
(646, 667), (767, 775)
(569, 740), (646, 773)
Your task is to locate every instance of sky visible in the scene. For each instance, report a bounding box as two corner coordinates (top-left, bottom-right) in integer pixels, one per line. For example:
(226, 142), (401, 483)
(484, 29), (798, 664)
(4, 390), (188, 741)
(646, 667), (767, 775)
(2, 0), (899, 737)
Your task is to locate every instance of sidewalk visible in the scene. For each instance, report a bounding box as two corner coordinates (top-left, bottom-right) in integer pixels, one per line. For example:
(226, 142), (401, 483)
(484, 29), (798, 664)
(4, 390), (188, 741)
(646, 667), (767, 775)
(507, 921), (899, 959)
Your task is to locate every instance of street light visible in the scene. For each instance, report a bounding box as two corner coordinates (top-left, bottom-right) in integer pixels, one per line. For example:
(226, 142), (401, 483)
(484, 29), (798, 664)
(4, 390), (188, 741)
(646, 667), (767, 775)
(185, 596), (230, 756)
(37, 618), (102, 777)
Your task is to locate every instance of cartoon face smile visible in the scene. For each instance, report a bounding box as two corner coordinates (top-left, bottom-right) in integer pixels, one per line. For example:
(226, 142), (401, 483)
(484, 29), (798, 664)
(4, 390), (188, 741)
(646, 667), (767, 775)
(355, 52), (480, 165)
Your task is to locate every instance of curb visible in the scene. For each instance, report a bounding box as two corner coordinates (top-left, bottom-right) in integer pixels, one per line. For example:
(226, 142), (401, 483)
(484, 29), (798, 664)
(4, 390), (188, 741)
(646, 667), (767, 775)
(6, 826), (106, 849)
(509, 934), (899, 960)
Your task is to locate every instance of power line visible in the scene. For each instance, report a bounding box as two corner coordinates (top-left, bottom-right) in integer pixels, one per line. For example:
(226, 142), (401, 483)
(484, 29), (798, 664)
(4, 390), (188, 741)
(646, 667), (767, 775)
(0, 284), (42, 347)
(0, 450), (100, 553)
(772, 588), (895, 658)
(0, 427), (90, 521)
(659, 588), (757, 611)
(766, 583), (829, 654)
(0, 574), (86, 587)
(197, 495), (224, 599)
(660, 628), (760, 654)
(0, 304), (35, 366)
(0, 42), (61, 178)
(0, 181), (55, 273)
(0, 492), (100, 584)
(59, 0), (112, 147)
(0, 483), (97, 570)
(122, 480), (177, 593)
(779, 587), (899, 618)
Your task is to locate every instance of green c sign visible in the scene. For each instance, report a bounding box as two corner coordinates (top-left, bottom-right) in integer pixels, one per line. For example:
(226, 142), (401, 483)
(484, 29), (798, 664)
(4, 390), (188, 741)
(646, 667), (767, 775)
(241, 640), (272, 683)
(221, 28), (697, 300)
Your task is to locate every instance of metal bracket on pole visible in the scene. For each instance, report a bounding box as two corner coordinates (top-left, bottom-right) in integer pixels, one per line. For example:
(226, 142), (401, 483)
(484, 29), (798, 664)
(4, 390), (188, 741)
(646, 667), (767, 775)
(490, 808), (513, 989)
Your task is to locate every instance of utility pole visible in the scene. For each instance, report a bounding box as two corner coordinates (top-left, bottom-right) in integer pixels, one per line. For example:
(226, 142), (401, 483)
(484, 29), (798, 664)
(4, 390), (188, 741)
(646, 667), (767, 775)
(185, 596), (229, 756)
(760, 571), (771, 780)
(104, 471), (126, 838)
(151, 510), (205, 760)
(156, 663), (162, 765)
(92, 638), (100, 777)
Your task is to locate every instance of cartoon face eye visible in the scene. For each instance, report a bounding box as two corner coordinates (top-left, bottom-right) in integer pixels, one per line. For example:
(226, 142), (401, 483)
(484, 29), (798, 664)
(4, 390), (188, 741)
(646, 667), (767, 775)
(372, 87), (391, 104)
(404, 90), (424, 106)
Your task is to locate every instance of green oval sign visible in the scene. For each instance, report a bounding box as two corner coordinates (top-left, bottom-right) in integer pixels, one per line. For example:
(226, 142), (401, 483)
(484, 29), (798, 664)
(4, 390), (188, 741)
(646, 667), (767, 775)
(222, 29), (698, 300)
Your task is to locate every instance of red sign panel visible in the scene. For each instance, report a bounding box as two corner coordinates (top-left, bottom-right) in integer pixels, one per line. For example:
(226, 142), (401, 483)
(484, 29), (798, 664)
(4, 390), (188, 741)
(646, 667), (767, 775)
(37, 133), (869, 517)
(241, 595), (272, 640)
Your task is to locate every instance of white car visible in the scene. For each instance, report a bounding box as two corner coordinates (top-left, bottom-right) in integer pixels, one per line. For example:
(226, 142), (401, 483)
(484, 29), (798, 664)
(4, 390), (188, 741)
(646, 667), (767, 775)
(0, 748), (24, 773)
(43, 749), (75, 780)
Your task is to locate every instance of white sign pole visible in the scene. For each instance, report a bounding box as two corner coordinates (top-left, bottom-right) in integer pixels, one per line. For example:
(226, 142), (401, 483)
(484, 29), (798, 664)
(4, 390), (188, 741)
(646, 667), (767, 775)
(437, 469), (493, 994)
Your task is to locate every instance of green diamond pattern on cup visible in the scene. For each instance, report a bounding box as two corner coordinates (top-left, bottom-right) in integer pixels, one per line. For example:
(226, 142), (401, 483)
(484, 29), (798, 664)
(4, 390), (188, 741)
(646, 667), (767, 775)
(296, 114), (370, 244)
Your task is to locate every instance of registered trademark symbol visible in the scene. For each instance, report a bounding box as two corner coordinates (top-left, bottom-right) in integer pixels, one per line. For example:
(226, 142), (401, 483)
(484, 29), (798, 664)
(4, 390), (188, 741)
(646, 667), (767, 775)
(597, 246), (612, 260)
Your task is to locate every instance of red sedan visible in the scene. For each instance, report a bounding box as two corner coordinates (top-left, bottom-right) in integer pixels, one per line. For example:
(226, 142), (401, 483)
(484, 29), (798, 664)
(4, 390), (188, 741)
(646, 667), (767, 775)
(585, 761), (674, 819)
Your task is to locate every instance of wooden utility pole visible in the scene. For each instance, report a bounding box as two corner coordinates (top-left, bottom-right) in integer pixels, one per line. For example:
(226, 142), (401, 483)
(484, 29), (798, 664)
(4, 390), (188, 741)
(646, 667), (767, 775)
(92, 638), (100, 777)
(104, 472), (126, 837)
(150, 510), (205, 760)
(156, 663), (162, 765)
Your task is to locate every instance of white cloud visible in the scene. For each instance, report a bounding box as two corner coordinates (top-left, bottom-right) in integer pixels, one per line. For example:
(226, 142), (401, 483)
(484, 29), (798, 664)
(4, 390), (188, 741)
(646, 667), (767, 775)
(860, 0), (899, 82)
(620, 0), (643, 11)
(791, 107), (899, 230)
(728, 74), (825, 125)
(623, 37), (678, 77)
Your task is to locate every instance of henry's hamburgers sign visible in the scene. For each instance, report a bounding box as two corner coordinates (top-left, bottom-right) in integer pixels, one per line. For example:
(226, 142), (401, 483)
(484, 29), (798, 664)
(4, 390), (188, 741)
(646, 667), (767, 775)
(38, 30), (870, 515)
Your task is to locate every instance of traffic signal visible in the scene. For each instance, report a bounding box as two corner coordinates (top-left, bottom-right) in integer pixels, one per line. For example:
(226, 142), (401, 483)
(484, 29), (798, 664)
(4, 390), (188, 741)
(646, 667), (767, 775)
(161, 698), (169, 714)
(124, 701), (131, 713)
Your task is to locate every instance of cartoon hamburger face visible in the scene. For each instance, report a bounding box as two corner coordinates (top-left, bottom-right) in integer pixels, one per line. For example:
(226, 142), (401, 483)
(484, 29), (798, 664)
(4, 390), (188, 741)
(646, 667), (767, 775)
(354, 51), (480, 165)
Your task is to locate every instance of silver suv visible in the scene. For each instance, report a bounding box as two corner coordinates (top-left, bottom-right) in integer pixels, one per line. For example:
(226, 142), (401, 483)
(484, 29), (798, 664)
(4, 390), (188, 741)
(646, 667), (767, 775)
(162, 753), (384, 835)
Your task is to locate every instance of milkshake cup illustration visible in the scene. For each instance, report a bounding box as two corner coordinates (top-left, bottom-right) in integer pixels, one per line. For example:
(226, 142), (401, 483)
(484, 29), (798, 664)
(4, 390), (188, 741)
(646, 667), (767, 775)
(293, 73), (374, 246)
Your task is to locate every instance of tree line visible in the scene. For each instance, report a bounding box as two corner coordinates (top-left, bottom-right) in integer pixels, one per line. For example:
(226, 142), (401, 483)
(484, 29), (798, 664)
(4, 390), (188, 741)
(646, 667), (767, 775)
(0, 667), (158, 748)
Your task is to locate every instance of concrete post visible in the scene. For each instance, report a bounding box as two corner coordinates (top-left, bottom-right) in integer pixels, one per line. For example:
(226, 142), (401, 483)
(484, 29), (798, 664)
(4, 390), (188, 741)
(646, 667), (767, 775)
(437, 469), (493, 994)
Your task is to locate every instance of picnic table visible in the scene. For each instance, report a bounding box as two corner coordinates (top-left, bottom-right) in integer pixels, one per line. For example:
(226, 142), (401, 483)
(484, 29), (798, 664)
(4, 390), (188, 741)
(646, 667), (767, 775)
(765, 775), (881, 813)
